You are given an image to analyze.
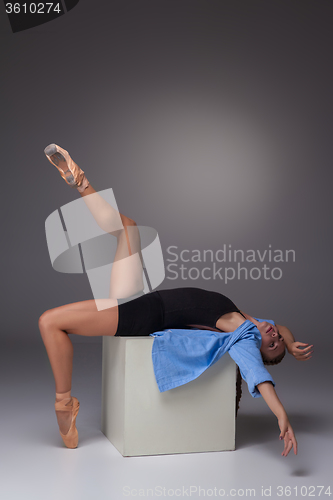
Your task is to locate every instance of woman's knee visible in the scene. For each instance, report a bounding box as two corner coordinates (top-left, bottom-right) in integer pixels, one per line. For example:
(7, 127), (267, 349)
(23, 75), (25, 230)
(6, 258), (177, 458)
(106, 216), (137, 238)
(121, 215), (137, 228)
(38, 309), (57, 334)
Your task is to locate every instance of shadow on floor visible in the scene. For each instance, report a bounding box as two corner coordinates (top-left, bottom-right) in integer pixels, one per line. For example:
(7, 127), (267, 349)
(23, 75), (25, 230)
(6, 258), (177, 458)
(236, 412), (332, 450)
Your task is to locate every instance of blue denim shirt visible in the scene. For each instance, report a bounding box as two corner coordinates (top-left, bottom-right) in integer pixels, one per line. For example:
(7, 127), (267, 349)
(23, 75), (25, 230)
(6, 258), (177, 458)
(150, 319), (275, 398)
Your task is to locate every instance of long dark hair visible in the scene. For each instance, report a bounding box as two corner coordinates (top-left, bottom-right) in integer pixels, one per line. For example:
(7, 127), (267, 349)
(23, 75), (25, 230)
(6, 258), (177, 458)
(236, 367), (242, 417)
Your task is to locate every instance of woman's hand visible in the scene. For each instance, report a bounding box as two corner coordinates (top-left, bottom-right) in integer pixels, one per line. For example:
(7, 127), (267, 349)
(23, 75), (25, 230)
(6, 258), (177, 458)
(275, 325), (313, 361)
(287, 341), (313, 361)
(278, 417), (298, 456)
(257, 382), (298, 457)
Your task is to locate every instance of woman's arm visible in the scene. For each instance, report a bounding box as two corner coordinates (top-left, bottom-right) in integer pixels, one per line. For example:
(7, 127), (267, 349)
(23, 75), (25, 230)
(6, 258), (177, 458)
(276, 324), (313, 361)
(257, 381), (297, 457)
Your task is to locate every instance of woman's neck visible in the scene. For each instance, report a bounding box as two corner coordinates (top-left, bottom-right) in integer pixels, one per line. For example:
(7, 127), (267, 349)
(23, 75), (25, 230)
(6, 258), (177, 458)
(215, 311), (247, 332)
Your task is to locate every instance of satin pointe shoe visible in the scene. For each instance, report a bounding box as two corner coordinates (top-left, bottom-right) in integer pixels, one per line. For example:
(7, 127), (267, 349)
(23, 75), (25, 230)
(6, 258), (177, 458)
(55, 397), (80, 449)
(44, 143), (89, 191)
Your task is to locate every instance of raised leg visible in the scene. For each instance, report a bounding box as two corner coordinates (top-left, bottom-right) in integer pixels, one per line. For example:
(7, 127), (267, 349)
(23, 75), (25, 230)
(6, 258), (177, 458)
(45, 143), (145, 296)
(79, 185), (145, 299)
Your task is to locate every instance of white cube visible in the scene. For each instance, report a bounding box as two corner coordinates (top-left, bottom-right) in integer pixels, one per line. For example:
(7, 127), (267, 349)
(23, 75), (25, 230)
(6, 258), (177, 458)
(101, 336), (236, 456)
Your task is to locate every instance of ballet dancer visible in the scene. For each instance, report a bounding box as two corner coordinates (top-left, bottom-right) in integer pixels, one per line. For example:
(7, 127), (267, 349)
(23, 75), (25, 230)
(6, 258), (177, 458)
(39, 144), (312, 455)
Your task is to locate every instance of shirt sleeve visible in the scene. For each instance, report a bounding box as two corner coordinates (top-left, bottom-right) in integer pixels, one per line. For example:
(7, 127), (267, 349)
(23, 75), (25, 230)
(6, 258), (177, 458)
(228, 339), (275, 398)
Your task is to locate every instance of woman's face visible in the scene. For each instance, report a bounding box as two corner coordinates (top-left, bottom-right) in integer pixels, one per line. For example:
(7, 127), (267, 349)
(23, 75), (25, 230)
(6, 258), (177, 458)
(253, 320), (285, 360)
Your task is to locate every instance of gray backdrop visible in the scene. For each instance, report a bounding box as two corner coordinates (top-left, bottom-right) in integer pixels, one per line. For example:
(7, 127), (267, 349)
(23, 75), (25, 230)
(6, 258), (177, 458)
(1, 1), (332, 350)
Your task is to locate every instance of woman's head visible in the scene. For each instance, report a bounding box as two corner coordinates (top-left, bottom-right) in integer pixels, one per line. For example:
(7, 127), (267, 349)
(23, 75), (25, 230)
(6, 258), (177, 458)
(253, 319), (286, 364)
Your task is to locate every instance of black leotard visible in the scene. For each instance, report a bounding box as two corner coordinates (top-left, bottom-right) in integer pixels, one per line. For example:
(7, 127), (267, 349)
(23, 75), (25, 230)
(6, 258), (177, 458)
(115, 287), (240, 336)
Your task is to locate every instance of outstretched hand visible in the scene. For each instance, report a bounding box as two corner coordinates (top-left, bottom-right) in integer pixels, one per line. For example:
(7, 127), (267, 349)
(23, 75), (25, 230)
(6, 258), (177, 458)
(278, 418), (298, 457)
(287, 342), (313, 361)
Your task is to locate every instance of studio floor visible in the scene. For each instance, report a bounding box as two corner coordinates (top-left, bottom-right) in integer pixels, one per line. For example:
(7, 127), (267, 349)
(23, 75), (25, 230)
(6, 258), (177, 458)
(1, 340), (332, 500)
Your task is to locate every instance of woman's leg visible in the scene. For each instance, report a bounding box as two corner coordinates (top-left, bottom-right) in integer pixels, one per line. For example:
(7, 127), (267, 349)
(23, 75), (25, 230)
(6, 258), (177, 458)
(79, 185), (145, 299)
(39, 299), (118, 434)
(45, 144), (144, 289)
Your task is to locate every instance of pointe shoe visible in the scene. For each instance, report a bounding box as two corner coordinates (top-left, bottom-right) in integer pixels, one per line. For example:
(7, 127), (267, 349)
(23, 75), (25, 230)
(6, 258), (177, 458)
(55, 397), (80, 449)
(44, 144), (89, 192)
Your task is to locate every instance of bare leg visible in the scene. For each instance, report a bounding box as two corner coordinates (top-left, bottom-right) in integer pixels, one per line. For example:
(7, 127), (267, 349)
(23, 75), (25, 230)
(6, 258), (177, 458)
(39, 299), (118, 434)
(45, 144), (144, 282)
(78, 183), (125, 234)
(39, 299), (118, 392)
(79, 185), (145, 298)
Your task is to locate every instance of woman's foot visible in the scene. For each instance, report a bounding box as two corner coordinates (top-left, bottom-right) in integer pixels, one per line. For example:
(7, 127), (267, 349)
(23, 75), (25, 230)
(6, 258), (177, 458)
(44, 144), (90, 192)
(55, 397), (80, 449)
